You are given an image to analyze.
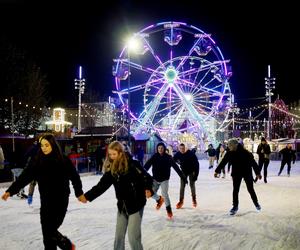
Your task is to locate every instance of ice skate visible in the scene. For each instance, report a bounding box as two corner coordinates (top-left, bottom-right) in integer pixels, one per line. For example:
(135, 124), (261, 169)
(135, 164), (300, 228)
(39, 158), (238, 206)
(176, 199), (184, 209)
(192, 196), (197, 208)
(156, 196), (164, 210)
(166, 205), (173, 219)
(229, 206), (238, 215)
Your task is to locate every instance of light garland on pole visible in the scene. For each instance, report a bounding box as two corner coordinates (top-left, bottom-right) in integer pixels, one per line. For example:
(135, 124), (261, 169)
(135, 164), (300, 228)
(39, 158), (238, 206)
(265, 65), (275, 140)
(74, 66), (85, 133)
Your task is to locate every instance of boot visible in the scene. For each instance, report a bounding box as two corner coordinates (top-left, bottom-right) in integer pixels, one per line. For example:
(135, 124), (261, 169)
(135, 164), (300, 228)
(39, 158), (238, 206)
(55, 232), (73, 250)
(192, 195), (197, 208)
(166, 205), (173, 219)
(176, 199), (184, 209)
(229, 206), (238, 215)
(156, 196), (164, 210)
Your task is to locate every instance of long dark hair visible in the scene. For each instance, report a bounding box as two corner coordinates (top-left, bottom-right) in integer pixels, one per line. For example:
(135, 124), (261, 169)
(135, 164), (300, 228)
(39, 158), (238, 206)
(36, 133), (64, 164)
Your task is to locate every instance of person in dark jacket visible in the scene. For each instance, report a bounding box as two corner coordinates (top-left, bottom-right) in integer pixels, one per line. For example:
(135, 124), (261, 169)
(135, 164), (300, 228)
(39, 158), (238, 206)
(255, 137), (271, 183)
(204, 144), (216, 169)
(21, 139), (40, 205)
(82, 141), (153, 250)
(1, 133), (85, 250)
(214, 138), (262, 215)
(94, 142), (107, 174)
(278, 143), (296, 176)
(144, 142), (187, 219)
(173, 143), (199, 208)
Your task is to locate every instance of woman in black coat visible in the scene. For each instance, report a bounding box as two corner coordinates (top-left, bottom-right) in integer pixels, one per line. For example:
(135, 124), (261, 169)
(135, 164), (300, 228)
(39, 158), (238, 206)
(82, 141), (153, 250)
(2, 133), (85, 250)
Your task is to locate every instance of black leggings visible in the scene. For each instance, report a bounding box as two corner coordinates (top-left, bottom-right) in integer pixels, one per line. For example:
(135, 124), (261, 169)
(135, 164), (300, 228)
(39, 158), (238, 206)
(40, 198), (72, 250)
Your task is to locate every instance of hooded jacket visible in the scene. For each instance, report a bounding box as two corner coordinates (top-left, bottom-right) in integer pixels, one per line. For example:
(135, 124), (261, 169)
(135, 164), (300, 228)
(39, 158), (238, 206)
(144, 143), (185, 182)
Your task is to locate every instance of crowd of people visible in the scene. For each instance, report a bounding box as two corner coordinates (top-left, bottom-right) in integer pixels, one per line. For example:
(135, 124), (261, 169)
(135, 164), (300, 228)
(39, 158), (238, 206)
(0, 133), (297, 249)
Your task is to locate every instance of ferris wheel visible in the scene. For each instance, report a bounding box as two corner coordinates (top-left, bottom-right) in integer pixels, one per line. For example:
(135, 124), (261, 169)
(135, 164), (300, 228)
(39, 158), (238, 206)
(113, 21), (232, 144)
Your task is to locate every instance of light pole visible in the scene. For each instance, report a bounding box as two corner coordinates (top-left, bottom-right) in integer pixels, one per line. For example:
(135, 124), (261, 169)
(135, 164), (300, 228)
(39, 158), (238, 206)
(249, 110), (252, 140)
(74, 66), (85, 133)
(10, 97), (15, 152)
(127, 50), (131, 147)
(265, 65), (275, 140)
(230, 94), (239, 138)
(126, 36), (141, 147)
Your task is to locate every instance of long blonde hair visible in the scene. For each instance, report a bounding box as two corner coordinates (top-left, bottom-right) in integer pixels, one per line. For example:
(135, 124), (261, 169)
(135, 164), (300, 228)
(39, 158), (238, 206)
(103, 141), (129, 176)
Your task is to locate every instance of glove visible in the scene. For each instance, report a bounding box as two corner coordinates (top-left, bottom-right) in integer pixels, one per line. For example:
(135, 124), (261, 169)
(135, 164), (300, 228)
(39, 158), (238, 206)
(27, 195), (33, 205)
(256, 174), (262, 180)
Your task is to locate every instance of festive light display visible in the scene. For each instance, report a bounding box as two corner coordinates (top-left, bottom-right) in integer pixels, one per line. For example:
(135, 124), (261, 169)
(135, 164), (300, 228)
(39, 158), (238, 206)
(113, 21), (232, 146)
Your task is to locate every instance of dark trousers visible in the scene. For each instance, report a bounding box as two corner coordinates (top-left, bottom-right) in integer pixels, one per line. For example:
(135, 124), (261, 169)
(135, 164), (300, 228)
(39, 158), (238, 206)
(232, 176), (259, 208)
(179, 174), (196, 200)
(279, 160), (292, 174)
(40, 198), (72, 250)
(258, 158), (270, 180)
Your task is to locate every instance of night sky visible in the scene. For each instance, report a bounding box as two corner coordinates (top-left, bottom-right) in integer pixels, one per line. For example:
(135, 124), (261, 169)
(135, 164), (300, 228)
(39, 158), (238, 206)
(1, 0), (299, 108)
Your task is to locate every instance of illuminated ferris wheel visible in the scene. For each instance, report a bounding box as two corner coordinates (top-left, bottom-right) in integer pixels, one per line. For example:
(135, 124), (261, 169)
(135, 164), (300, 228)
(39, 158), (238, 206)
(113, 21), (232, 144)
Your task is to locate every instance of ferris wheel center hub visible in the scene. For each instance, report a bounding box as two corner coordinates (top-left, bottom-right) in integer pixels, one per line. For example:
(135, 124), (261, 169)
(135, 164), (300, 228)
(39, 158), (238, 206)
(164, 67), (178, 83)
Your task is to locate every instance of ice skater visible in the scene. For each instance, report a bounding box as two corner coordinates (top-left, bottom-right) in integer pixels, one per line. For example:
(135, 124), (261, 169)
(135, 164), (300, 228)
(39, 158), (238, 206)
(204, 144), (216, 169)
(216, 144), (227, 178)
(214, 138), (262, 215)
(81, 141), (154, 250)
(278, 143), (296, 177)
(255, 137), (271, 183)
(1, 133), (85, 249)
(144, 142), (187, 219)
(173, 143), (199, 208)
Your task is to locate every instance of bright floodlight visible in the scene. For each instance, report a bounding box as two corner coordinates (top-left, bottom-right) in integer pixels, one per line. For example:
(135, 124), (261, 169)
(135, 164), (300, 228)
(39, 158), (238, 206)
(127, 37), (141, 51)
(164, 66), (178, 84)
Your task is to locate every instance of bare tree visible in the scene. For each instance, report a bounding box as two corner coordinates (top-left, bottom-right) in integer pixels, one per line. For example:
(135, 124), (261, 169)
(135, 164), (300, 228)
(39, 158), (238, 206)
(0, 37), (49, 136)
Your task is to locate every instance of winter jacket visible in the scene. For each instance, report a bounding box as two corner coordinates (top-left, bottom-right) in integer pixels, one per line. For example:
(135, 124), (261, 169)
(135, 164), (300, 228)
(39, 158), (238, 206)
(84, 159), (153, 215)
(173, 150), (199, 178)
(144, 153), (185, 182)
(256, 143), (271, 160)
(279, 147), (296, 163)
(6, 153), (83, 202)
(215, 144), (260, 178)
(204, 148), (216, 157)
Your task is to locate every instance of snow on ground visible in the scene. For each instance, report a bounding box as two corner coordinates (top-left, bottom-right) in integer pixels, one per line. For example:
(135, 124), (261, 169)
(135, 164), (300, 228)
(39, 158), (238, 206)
(1, 160), (300, 250)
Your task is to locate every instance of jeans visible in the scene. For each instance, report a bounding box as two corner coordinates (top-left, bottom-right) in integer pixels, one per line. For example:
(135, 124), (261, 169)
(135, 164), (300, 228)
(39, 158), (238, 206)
(151, 180), (170, 207)
(179, 174), (196, 200)
(114, 208), (144, 250)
